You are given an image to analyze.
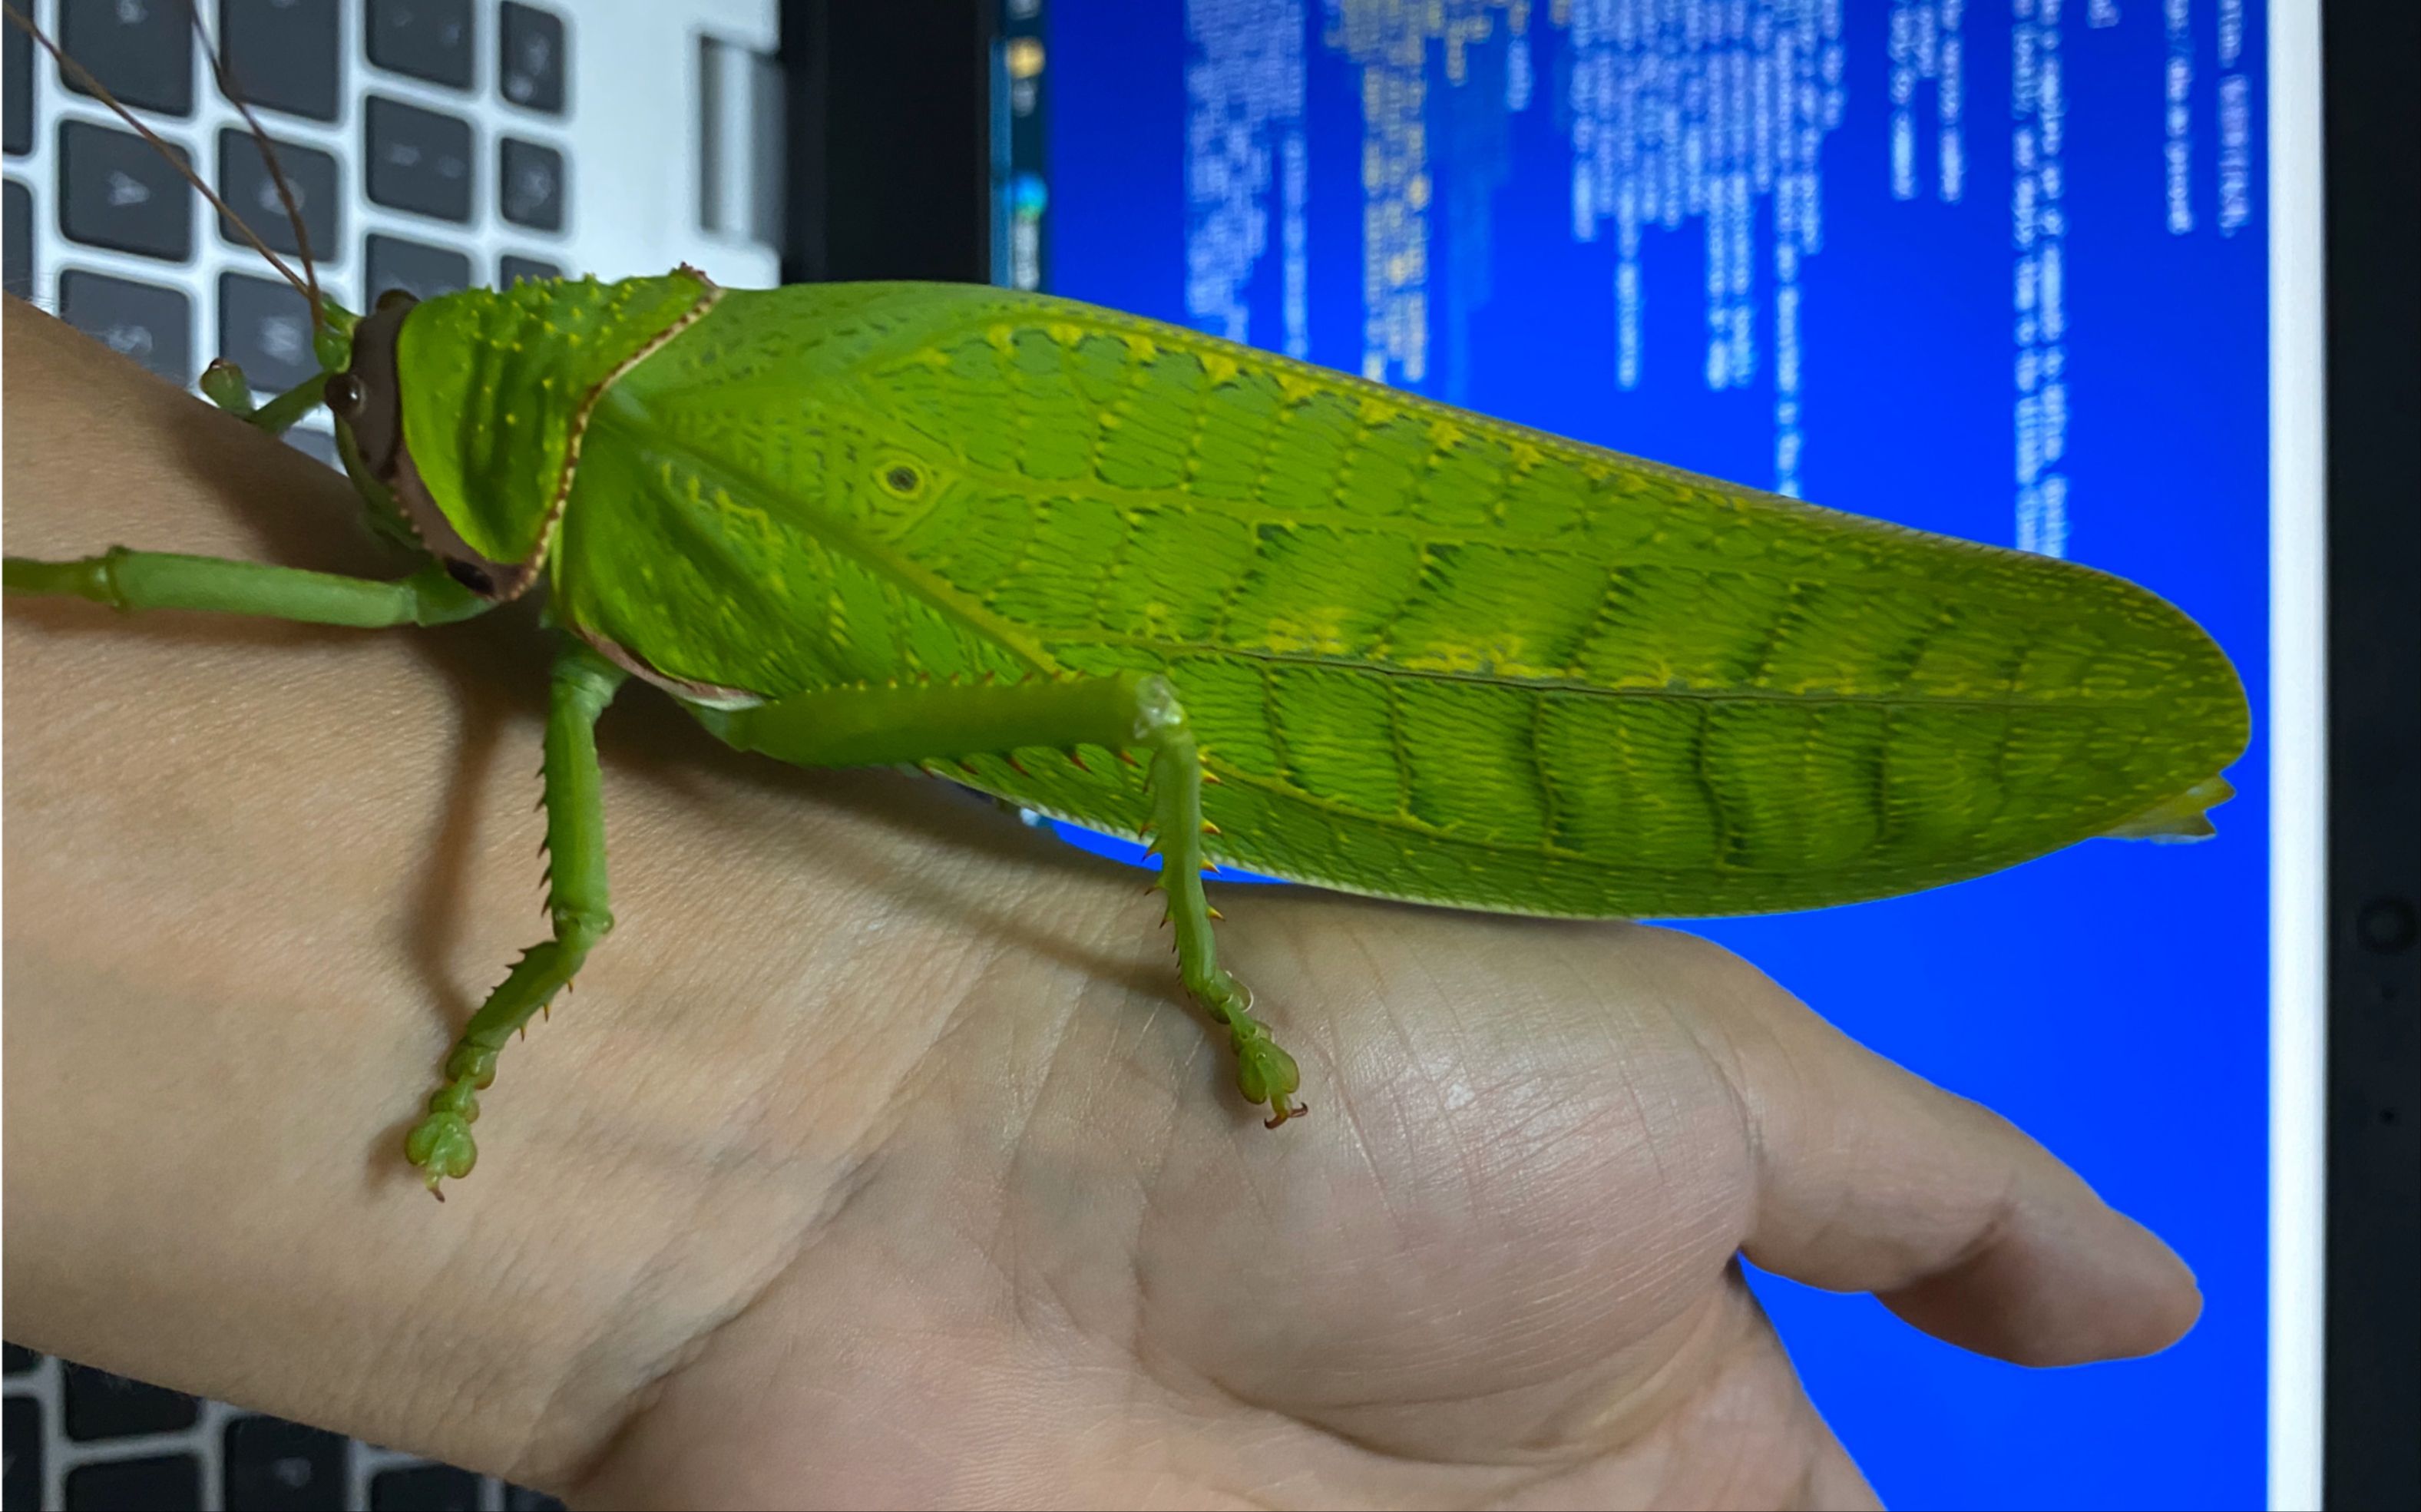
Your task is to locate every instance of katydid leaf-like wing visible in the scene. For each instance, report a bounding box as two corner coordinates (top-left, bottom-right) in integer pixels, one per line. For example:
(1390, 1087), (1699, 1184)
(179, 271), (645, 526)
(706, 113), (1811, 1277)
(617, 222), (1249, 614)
(556, 283), (2248, 918)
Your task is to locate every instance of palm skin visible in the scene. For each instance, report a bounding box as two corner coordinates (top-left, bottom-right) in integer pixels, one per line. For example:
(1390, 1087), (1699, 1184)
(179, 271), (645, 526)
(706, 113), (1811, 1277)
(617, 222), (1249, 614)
(566, 898), (2193, 1511)
(4, 299), (2197, 1510)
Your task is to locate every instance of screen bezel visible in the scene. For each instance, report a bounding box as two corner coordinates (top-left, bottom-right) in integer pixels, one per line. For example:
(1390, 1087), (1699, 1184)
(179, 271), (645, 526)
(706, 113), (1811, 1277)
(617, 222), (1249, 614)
(2310, 2), (2421, 1507)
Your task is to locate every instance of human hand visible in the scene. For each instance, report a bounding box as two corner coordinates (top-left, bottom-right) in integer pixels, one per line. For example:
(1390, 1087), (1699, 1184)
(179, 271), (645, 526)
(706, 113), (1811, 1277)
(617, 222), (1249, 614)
(4, 301), (2195, 1508)
(554, 903), (2200, 1510)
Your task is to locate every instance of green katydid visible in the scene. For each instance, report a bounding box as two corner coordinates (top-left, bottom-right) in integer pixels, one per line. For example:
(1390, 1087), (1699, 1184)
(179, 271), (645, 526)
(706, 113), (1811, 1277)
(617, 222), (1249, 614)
(1, 12), (2247, 1197)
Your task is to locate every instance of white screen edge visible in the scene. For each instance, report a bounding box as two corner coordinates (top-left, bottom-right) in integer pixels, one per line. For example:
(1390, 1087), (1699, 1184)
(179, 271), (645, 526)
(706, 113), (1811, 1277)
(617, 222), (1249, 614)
(2266, 0), (2329, 1505)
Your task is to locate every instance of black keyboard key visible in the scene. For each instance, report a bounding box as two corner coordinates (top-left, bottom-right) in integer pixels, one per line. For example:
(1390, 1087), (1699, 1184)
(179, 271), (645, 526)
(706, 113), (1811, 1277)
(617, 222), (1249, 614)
(59, 0), (194, 116)
(217, 127), (341, 263)
(365, 97), (474, 222)
(4, 1397), (40, 1510)
(58, 121), (193, 260)
(223, 1415), (346, 1511)
(500, 254), (559, 286)
(59, 272), (193, 382)
(2, 1343), (41, 1375)
(367, 0), (475, 91)
(220, 0), (342, 123)
(5, 16), (31, 156)
(64, 1453), (200, 1510)
(498, 137), (562, 231)
(58, 272), (191, 382)
(61, 1361), (200, 1442)
(3, 180), (31, 301)
(219, 271), (318, 393)
(503, 1484), (567, 1512)
(367, 233), (470, 303)
(372, 1464), (484, 1510)
(498, 3), (567, 114)
(60, 273), (192, 382)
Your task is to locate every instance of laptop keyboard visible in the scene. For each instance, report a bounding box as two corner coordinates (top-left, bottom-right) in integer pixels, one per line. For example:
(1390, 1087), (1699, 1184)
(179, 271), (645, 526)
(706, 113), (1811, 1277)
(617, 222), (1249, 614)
(3, 0), (575, 473)
(4, 1348), (564, 1511)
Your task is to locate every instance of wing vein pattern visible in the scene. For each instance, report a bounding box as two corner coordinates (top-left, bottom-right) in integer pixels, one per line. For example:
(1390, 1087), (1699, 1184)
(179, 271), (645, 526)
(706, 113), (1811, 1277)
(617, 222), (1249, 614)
(548, 284), (2247, 918)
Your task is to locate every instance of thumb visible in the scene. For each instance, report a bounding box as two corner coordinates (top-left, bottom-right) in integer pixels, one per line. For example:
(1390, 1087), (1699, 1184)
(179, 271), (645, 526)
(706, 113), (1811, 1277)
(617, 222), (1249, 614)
(1716, 971), (2201, 1367)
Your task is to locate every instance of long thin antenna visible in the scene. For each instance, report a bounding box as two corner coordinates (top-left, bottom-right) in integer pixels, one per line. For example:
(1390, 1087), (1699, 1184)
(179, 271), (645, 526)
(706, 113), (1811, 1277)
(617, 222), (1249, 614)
(2, 2), (314, 304)
(184, 0), (323, 333)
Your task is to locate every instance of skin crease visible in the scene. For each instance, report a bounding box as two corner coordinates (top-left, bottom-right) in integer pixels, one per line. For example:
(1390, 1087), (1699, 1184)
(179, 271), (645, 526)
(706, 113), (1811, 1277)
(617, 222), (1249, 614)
(2, 299), (2201, 1509)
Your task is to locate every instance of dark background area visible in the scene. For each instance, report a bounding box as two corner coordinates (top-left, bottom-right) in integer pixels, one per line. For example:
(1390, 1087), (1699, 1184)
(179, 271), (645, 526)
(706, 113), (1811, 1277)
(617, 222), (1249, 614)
(2323, 1), (2420, 1507)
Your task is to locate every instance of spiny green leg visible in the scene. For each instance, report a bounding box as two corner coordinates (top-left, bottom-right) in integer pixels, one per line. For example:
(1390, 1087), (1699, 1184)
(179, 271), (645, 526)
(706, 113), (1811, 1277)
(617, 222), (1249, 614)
(2, 550), (489, 627)
(1139, 704), (1308, 1127)
(405, 644), (629, 1197)
(700, 672), (1306, 1127)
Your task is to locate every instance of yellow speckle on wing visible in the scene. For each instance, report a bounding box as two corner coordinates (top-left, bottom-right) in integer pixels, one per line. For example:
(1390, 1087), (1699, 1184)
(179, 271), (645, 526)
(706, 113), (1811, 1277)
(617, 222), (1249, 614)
(1357, 395), (1401, 426)
(1047, 321), (1087, 346)
(1120, 333), (1159, 363)
(1258, 606), (1356, 657)
(1198, 350), (1242, 386)
(1275, 371), (1322, 404)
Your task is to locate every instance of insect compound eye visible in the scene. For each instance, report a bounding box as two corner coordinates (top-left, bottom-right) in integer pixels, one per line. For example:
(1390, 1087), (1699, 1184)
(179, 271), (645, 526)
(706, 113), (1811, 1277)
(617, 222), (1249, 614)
(445, 559), (498, 596)
(881, 464), (923, 495)
(324, 372), (365, 416)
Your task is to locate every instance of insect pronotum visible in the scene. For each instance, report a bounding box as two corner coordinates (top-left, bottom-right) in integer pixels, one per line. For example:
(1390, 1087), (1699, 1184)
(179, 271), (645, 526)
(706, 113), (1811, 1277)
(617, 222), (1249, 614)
(1, 8), (2248, 1196)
